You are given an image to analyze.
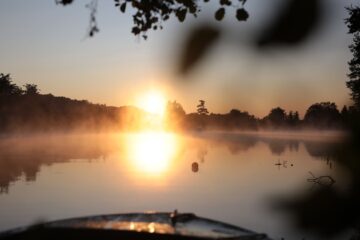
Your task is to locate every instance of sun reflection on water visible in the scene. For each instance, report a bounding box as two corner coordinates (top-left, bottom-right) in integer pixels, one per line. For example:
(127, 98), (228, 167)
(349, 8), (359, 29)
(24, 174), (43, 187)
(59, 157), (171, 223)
(128, 131), (178, 175)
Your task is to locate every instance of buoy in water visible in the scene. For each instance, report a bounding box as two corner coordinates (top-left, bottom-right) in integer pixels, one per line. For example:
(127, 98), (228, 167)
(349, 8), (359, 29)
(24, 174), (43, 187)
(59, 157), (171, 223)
(192, 162), (199, 173)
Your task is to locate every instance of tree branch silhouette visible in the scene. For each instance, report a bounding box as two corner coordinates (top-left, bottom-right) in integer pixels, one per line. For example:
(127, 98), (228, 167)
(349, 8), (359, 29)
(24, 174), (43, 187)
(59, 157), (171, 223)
(56, 0), (248, 39)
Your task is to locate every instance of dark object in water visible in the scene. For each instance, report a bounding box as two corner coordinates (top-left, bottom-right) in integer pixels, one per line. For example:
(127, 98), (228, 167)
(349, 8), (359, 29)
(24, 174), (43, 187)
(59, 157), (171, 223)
(0, 212), (271, 240)
(192, 162), (199, 172)
(307, 171), (335, 187)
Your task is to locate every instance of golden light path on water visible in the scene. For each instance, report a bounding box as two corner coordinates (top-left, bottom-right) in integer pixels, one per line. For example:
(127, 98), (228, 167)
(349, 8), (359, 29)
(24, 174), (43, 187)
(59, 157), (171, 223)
(127, 131), (179, 175)
(125, 89), (180, 176)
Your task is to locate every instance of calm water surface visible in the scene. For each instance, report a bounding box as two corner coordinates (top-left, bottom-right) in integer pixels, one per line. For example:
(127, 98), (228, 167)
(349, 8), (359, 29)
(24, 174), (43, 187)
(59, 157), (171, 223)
(0, 132), (344, 239)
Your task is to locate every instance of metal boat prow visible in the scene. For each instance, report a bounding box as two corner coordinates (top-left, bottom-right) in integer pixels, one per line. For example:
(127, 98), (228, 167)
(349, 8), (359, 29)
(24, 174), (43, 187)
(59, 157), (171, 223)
(0, 212), (271, 240)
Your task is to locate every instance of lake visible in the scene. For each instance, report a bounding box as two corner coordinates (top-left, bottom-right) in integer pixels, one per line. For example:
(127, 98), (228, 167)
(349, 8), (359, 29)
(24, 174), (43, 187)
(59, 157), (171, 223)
(0, 131), (345, 239)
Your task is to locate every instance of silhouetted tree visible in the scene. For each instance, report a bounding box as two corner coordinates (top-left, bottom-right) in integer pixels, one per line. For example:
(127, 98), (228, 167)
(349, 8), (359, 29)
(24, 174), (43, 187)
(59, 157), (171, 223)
(226, 109), (257, 130)
(346, 6), (360, 109)
(341, 105), (349, 125)
(24, 84), (40, 95)
(165, 100), (186, 129)
(229, 109), (241, 116)
(0, 73), (152, 133)
(166, 100), (185, 116)
(288, 111), (294, 120)
(294, 111), (300, 122)
(286, 110), (300, 128)
(264, 107), (287, 128)
(0, 73), (350, 133)
(341, 105), (348, 116)
(197, 100), (209, 115)
(304, 102), (341, 129)
(0, 73), (23, 96)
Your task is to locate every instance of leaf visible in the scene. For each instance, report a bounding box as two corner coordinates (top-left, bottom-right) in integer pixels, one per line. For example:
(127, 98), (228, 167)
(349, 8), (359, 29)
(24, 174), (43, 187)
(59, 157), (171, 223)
(236, 8), (248, 21)
(120, 3), (126, 13)
(256, 0), (320, 47)
(178, 25), (221, 75)
(220, 0), (231, 6)
(215, 8), (225, 21)
(176, 9), (187, 22)
(56, 0), (74, 6)
(131, 27), (140, 35)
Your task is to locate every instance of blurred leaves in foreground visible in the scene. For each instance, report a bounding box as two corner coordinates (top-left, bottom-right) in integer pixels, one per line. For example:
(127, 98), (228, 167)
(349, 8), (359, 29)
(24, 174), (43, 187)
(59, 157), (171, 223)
(178, 0), (322, 75)
(56, 0), (323, 75)
(256, 0), (321, 48)
(56, 0), (247, 39)
(178, 25), (220, 75)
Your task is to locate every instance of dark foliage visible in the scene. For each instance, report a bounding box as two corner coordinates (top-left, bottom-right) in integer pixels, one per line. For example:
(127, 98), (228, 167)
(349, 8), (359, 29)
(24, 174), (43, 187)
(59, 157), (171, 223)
(346, 6), (360, 109)
(56, 0), (247, 39)
(263, 107), (287, 128)
(0, 74), (146, 133)
(304, 102), (341, 129)
(262, 108), (302, 130)
(0, 74), (23, 96)
(178, 25), (220, 74)
(346, 6), (360, 34)
(196, 100), (209, 115)
(54, 0), (327, 76)
(23, 84), (40, 95)
(0, 73), (349, 134)
(256, 0), (321, 47)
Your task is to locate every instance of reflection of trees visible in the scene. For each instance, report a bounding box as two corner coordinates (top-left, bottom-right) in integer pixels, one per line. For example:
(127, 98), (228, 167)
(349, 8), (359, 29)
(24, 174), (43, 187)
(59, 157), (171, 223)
(267, 140), (286, 156)
(205, 133), (339, 158)
(226, 136), (257, 155)
(288, 140), (299, 152)
(0, 136), (113, 194)
(303, 141), (336, 159)
(0, 154), (41, 193)
(196, 146), (207, 163)
(204, 133), (258, 155)
(261, 138), (300, 156)
(202, 133), (304, 156)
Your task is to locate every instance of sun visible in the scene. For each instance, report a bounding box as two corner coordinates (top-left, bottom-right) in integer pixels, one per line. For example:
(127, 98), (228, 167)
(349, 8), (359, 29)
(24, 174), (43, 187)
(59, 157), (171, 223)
(128, 132), (177, 174)
(138, 90), (167, 116)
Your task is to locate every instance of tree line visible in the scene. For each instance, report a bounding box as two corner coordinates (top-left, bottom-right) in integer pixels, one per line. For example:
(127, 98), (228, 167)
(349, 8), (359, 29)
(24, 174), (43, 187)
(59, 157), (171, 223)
(165, 100), (356, 131)
(0, 73), (149, 133)
(0, 73), (356, 133)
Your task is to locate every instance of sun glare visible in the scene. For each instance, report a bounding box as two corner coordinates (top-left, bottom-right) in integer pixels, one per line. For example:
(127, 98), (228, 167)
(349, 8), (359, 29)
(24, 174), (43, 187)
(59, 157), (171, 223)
(128, 132), (177, 175)
(138, 90), (166, 116)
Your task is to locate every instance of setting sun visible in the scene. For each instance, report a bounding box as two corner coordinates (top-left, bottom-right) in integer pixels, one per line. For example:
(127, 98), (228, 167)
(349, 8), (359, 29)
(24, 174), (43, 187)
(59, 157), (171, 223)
(137, 90), (167, 116)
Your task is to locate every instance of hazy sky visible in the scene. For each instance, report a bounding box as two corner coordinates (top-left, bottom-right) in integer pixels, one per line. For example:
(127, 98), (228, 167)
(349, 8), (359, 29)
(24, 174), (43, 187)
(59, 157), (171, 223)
(0, 0), (357, 117)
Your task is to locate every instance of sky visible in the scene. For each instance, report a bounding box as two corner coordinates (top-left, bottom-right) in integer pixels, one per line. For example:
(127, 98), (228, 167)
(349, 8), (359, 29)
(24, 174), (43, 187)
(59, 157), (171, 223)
(0, 0), (357, 118)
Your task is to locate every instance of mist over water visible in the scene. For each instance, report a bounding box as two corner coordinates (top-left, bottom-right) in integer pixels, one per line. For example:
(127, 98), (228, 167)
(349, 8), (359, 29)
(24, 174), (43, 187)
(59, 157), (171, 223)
(0, 131), (345, 240)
